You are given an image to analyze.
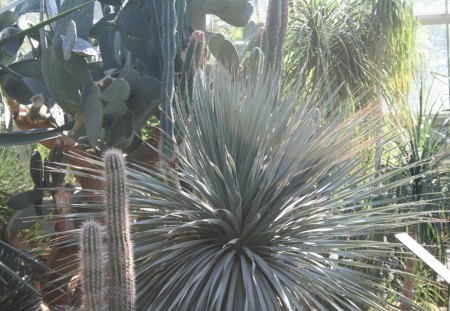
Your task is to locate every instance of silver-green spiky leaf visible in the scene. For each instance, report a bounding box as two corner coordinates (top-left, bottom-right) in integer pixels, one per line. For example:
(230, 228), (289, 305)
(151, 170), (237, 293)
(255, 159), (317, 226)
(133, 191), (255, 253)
(130, 69), (429, 310)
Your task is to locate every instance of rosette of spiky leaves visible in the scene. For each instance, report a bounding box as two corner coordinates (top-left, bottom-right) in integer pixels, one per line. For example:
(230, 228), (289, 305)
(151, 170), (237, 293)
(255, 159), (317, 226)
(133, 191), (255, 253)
(128, 69), (431, 310)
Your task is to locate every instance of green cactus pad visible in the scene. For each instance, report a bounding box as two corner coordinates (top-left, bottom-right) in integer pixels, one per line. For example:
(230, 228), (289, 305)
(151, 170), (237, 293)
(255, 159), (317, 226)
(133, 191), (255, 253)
(216, 39), (239, 72)
(62, 20), (77, 60)
(101, 78), (131, 102)
(119, 68), (141, 91)
(103, 98), (128, 119)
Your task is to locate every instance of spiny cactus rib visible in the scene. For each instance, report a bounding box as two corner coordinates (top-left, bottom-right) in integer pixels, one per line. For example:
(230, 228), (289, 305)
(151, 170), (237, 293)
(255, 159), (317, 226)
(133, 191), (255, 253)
(160, 0), (177, 157)
(264, 0), (288, 69)
(104, 149), (135, 311)
(80, 220), (105, 311)
(176, 0), (190, 52)
(181, 31), (205, 101)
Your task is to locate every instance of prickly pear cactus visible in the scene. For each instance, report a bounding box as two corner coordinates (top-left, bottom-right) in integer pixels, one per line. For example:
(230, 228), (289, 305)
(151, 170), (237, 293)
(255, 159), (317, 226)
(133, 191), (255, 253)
(103, 149), (136, 311)
(79, 220), (106, 311)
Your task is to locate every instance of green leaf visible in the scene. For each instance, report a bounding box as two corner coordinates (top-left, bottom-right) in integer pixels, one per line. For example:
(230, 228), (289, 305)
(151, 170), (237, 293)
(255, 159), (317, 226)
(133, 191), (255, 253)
(119, 67), (141, 91)
(89, 13), (116, 40)
(128, 75), (161, 129)
(98, 0), (123, 5)
(70, 37), (98, 57)
(14, 0), (40, 16)
(0, 26), (24, 57)
(0, 11), (16, 31)
(207, 33), (225, 57)
(55, 0), (95, 40)
(101, 78), (131, 102)
(41, 47), (81, 115)
(215, 39), (239, 72)
(104, 98), (128, 119)
(104, 111), (134, 149)
(0, 0), (96, 48)
(243, 21), (264, 41)
(189, 0), (253, 27)
(29, 150), (43, 188)
(7, 200), (54, 237)
(82, 84), (103, 146)
(0, 122), (74, 146)
(7, 190), (43, 211)
(62, 20), (77, 60)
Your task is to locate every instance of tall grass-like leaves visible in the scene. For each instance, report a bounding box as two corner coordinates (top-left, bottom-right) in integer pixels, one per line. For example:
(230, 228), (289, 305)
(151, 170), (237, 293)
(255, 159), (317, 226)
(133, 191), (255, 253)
(284, 0), (416, 103)
(284, 0), (370, 100)
(127, 69), (430, 310)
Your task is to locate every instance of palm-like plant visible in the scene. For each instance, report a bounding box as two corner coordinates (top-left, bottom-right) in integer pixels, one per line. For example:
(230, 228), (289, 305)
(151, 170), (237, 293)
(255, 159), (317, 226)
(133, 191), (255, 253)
(121, 69), (433, 310)
(284, 0), (369, 100)
(284, 0), (415, 106)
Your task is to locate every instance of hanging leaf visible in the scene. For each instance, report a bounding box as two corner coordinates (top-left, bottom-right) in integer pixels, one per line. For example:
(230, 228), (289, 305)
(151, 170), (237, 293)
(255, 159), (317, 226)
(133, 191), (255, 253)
(81, 84), (103, 146)
(215, 39), (239, 72)
(128, 75), (161, 129)
(104, 111), (134, 148)
(0, 122), (74, 146)
(0, 59), (51, 104)
(54, 0), (95, 41)
(187, 0), (253, 28)
(99, 26), (116, 71)
(98, 0), (123, 5)
(0, 26), (24, 57)
(7, 201), (54, 237)
(62, 20), (77, 60)
(14, 0), (40, 16)
(29, 150), (43, 189)
(208, 33), (225, 57)
(7, 190), (43, 211)
(72, 37), (98, 56)
(47, 144), (66, 187)
(0, 0), (96, 48)
(0, 11), (15, 30)
(89, 13), (115, 39)
(41, 47), (81, 115)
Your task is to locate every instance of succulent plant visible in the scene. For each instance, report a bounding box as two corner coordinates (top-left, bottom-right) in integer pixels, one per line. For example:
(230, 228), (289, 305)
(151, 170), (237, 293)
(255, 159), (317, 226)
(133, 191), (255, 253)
(79, 220), (105, 311)
(103, 149), (135, 311)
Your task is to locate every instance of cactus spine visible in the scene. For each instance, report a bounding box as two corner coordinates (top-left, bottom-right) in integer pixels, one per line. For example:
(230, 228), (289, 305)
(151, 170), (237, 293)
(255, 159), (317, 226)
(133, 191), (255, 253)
(104, 149), (135, 311)
(79, 220), (105, 311)
(160, 0), (177, 158)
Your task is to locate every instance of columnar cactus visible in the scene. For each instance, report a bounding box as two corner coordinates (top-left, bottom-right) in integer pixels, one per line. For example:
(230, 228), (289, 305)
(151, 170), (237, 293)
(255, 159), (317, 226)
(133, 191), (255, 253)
(104, 149), (135, 311)
(160, 0), (178, 158)
(181, 31), (205, 102)
(264, 0), (289, 69)
(79, 220), (105, 311)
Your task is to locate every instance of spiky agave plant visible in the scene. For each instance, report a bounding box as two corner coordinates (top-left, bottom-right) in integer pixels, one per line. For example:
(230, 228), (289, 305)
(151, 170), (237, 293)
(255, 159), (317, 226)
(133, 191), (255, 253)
(127, 68), (432, 310)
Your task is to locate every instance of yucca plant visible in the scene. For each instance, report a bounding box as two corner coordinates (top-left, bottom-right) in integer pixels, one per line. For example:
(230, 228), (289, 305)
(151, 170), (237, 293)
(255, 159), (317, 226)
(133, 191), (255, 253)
(284, 0), (415, 102)
(382, 76), (450, 306)
(106, 68), (435, 310)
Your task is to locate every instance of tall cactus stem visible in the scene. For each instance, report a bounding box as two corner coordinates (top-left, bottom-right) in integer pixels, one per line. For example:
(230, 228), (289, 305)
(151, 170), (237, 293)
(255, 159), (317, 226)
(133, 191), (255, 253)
(264, 0), (289, 70)
(159, 0), (178, 159)
(104, 149), (135, 311)
(176, 0), (190, 52)
(180, 31), (205, 102)
(79, 220), (106, 311)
